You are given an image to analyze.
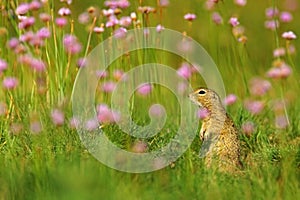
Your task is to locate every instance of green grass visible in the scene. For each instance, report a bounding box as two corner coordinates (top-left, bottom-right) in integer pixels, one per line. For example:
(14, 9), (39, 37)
(0, 0), (300, 199)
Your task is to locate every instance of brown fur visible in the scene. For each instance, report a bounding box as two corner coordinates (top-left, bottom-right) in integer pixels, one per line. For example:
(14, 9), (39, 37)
(189, 87), (241, 173)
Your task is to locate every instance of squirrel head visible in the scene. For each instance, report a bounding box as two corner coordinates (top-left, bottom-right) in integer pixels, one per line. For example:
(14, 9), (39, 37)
(189, 87), (224, 112)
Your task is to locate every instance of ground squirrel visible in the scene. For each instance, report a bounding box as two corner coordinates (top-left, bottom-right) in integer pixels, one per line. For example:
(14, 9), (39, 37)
(189, 87), (242, 173)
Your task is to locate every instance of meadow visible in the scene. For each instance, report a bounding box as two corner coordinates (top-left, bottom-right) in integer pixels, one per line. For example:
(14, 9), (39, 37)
(0, 0), (300, 199)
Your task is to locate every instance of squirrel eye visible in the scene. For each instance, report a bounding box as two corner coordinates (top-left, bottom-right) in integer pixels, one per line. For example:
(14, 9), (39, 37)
(198, 90), (206, 95)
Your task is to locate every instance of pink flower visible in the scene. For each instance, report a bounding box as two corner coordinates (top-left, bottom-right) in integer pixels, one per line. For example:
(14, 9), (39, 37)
(63, 34), (82, 54)
(30, 120), (42, 134)
(149, 104), (165, 118)
(29, 1), (42, 11)
(18, 17), (35, 29)
(85, 118), (98, 131)
(177, 62), (192, 79)
(113, 27), (127, 39)
(197, 108), (209, 120)
(29, 58), (46, 72)
(132, 141), (147, 153)
(223, 94), (237, 106)
(63, 34), (76, 46)
(117, 0), (130, 9)
(212, 12), (223, 25)
(102, 9), (114, 17)
(3, 77), (18, 90)
(241, 121), (255, 136)
(55, 17), (68, 27)
(39, 13), (51, 22)
(234, 0), (247, 6)
(78, 12), (90, 24)
(249, 77), (271, 96)
(20, 31), (34, 42)
(267, 68), (281, 79)
(101, 81), (116, 93)
(265, 7), (279, 19)
(280, 11), (293, 23)
(69, 117), (80, 129)
(137, 83), (152, 96)
(275, 115), (289, 129)
(58, 7), (71, 16)
(205, 0), (216, 11)
(229, 17), (239, 27)
(280, 64), (292, 78)
(51, 109), (65, 126)
(16, 3), (30, 15)
(156, 24), (165, 33)
(29, 36), (44, 47)
(8, 38), (19, 49)
(93, 26), (105, 34)
(267, 62), (292, 79)
(0, 59), (8, 72)
(264, 20), (279, 30)
(106, 15), (119, 28)
(159, 0), (170, 7)
(96, 70), (108, 79)
(97, 104), (110, 120)
(119, 16), (132, 27)
(273, 47), (286, 57)
(282, 31), (297, 40)
(244, 100), (264, 115)
(37, 27), (51, 39)
(105, 0), (130, 9)
(97, 104), (120, 124)
(77, 58), (86, 68)
(184, 13), (197, 21)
